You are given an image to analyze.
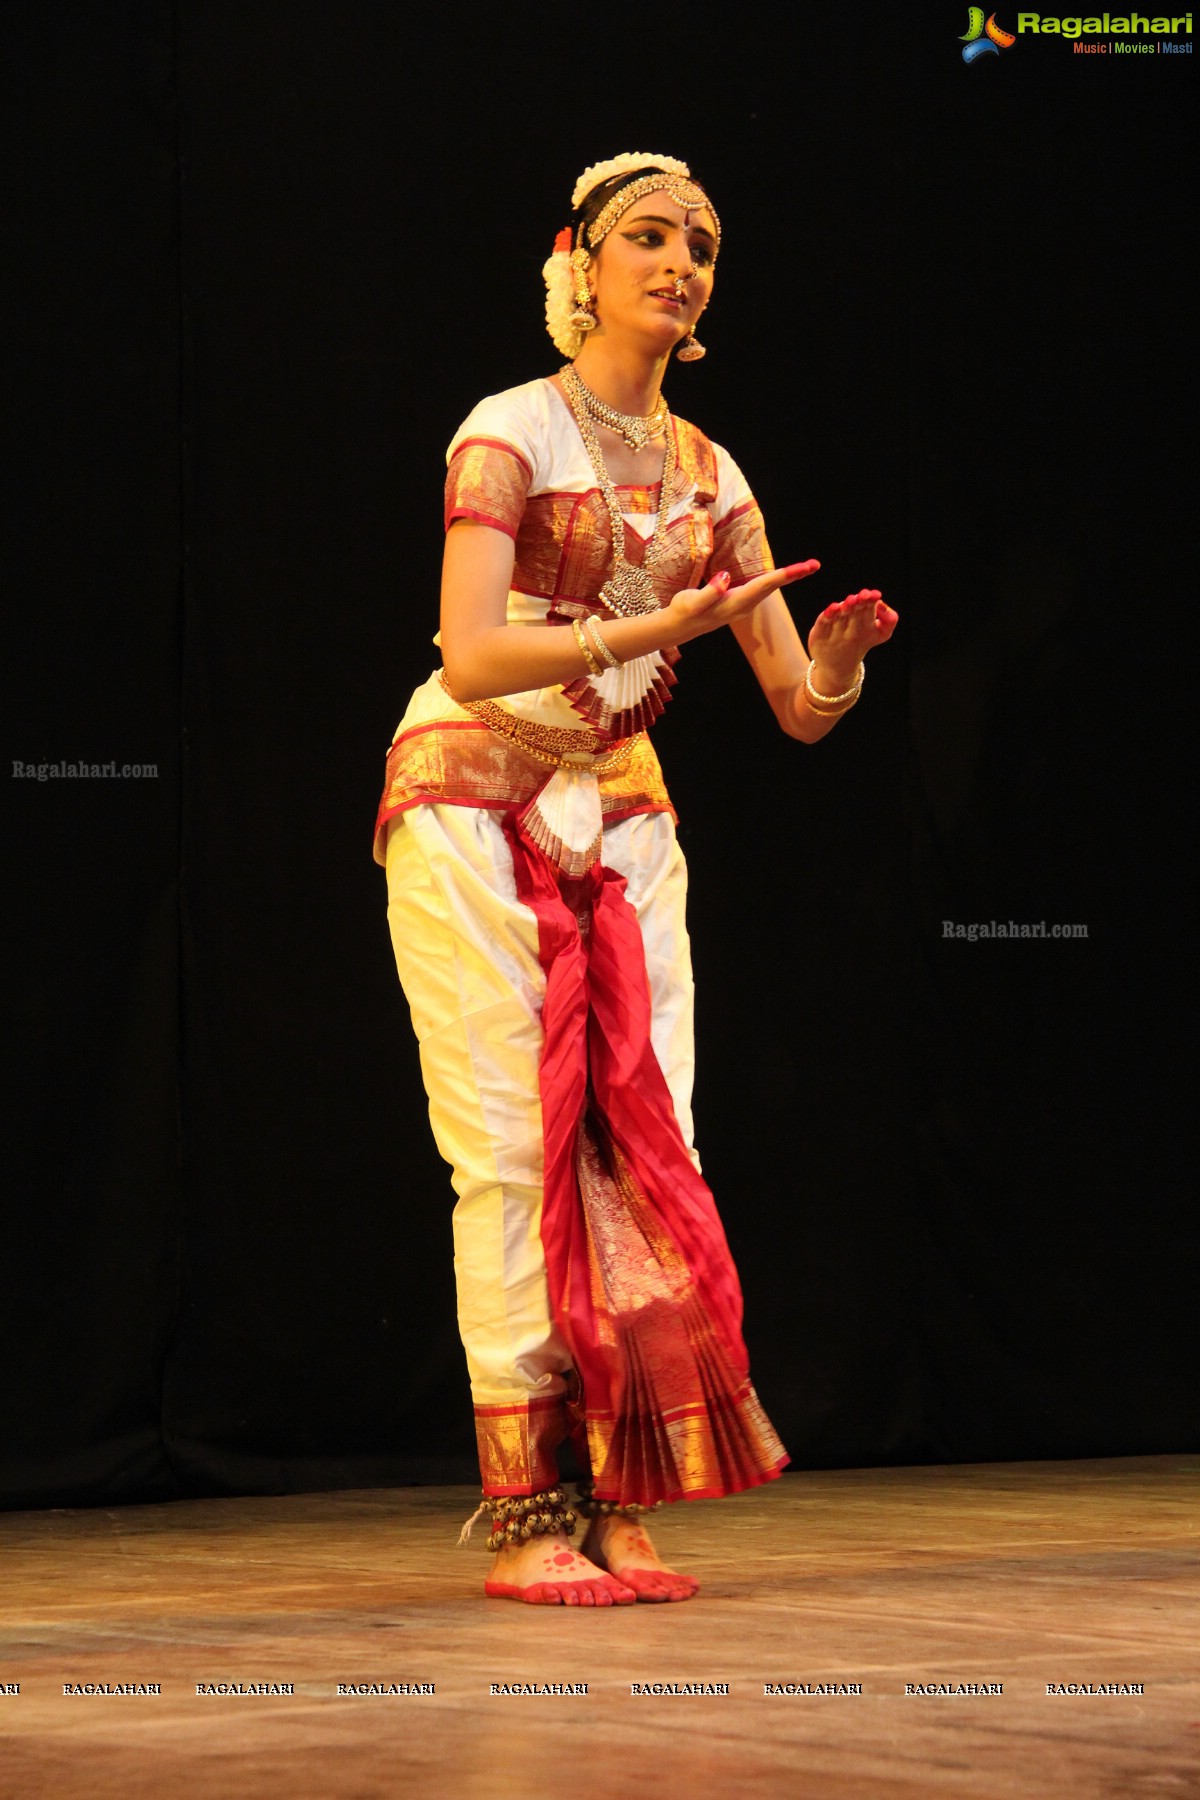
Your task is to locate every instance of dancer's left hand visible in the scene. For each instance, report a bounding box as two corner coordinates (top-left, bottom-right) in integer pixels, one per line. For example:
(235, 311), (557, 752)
(807, 589), (898, 688)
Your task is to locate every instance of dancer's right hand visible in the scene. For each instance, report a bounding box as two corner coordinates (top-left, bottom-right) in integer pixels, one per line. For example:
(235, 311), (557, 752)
(666, 560), (821, 643)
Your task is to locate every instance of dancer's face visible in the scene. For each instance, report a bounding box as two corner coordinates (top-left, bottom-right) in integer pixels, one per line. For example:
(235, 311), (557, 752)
(589, 191), (716, 352)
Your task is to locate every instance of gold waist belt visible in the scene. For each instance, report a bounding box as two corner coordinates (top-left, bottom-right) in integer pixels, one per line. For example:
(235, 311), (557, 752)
(438, 671), (639, 775)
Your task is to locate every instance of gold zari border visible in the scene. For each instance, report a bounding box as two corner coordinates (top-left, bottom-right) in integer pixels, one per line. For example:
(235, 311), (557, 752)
(584, 1382), (786, 1506)
(440, 673), (636, 773)
(372, 695), (675, 862)
(473, 1395), (568, 1496)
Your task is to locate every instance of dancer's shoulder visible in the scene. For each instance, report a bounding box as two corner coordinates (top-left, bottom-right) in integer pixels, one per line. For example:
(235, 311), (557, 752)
(446, 377), (558, 469)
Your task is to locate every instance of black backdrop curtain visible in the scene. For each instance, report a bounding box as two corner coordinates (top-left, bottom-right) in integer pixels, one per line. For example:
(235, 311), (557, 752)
(2, 4), (1194, 1509)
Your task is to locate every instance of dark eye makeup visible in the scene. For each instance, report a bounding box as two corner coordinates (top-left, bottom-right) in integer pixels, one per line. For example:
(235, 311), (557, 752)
(624, 229), (715, 266)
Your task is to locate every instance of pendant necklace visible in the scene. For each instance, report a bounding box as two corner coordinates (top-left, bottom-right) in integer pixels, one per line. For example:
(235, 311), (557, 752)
(559, 366), (677, 619)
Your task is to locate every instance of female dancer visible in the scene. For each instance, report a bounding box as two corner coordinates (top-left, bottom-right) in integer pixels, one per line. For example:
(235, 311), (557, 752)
(374, 153), (897, 1606)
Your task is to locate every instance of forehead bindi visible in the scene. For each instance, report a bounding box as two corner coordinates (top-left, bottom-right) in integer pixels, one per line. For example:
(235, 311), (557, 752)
(624, 203), (717, 242)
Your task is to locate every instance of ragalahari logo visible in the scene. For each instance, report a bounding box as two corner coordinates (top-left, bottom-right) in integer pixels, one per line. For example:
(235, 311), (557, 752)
(960, 8), (1017, 59)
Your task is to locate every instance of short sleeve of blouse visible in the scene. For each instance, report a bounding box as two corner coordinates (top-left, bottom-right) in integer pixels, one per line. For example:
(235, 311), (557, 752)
(443, 385), (544, 540)
(710, 443), (773, 584)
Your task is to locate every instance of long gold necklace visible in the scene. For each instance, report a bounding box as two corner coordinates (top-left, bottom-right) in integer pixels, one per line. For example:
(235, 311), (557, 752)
(560, 369), (677, 619)
(560, 363), (668, 452)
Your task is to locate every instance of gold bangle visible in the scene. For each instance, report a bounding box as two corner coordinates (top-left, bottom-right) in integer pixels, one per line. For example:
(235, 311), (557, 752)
(584, 614), (622, 669)
(804, 660), (863, 713)
(805, 660), (863, 706)
(572, 617), (602, 676)
(804, 685), (861, 715)
(804, 693), (860, 717)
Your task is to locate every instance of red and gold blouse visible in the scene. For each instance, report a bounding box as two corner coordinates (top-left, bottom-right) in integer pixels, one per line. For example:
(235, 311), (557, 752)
(373, 376), (772, 865)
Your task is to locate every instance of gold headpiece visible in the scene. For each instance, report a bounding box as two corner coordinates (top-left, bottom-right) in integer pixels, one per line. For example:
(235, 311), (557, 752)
(583, 170), (720, 253)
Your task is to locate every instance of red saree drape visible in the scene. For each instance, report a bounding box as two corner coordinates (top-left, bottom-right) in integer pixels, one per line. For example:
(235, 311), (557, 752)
(504, 816), (788, 1507)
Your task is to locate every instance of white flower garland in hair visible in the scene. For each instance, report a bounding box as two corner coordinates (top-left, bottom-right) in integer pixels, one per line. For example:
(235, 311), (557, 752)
(543, 227), (585, 359)
(571, 152), (691, 212)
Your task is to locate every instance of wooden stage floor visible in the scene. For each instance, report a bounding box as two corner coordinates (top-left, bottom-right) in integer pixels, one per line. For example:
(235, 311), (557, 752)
(0, 1455), (1196, 1799)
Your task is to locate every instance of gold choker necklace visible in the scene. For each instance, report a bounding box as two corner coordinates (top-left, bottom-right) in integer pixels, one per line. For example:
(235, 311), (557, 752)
(561, 365), (667, 453)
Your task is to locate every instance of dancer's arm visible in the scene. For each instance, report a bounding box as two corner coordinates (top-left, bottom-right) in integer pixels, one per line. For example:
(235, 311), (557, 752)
(439, 520), (823, 704)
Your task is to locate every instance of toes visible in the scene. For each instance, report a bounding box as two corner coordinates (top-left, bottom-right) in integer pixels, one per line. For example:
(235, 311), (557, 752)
(615, 1566), (700, 1603)
(616, 1570), (661, 1600)
(492, 1571), (643, 1605)
(623, 1570), (671, 1599)
(513, 1583), (548, 1604)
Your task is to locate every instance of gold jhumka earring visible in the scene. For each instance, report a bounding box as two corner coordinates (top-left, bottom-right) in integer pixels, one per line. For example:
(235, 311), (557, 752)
(569, 242), (596, 334)
(671, 273), (707, 362)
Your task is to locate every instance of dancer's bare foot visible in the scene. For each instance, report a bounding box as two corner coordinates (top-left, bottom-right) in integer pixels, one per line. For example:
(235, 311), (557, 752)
(580, 1513), (700, 1602)
(485, 1530), (637, 1605)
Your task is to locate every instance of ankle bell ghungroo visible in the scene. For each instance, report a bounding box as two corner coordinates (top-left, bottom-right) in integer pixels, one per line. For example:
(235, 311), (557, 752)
(574, 1484), (662, 1519)
(476, 1488), (579, 1553)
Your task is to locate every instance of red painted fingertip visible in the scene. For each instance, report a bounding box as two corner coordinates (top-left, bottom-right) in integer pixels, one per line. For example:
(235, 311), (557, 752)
(713, 568), (731, 589)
